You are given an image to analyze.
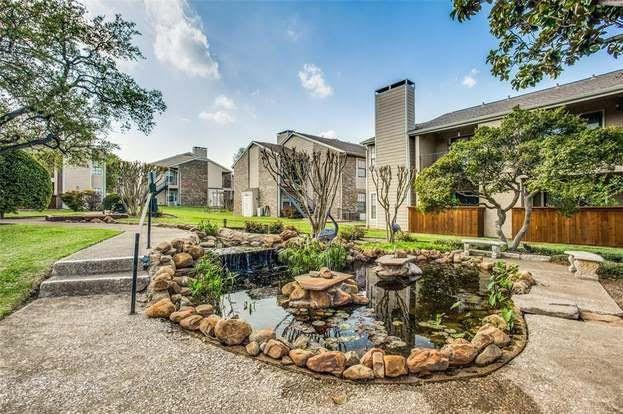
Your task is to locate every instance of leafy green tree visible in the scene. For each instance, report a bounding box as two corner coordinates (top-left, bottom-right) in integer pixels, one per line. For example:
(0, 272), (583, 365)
(0, 0), (166, 159)
(104, 153), (121, 193)
(415, 108), (623, 249)
(0, 150), (53, 218)
(451, 1), (623, 89)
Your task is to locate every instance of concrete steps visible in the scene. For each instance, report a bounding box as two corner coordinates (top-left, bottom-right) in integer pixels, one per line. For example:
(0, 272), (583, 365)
(40, 256), (148, 298)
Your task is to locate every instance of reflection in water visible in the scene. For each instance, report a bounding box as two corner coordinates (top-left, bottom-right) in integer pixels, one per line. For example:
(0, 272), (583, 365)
(219, 262), (490, 354)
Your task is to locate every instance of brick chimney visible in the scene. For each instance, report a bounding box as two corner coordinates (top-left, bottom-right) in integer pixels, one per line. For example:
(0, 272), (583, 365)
(192, 146), (207, 158)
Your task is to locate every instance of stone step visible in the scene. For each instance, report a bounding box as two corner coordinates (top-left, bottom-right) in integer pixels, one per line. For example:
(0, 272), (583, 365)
(52, 257), (135, 276)
(39, 271), (149, 298)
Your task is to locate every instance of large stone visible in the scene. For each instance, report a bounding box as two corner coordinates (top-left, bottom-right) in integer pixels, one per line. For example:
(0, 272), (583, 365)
(148, 279), (169, 292)
(441, 341), (478, 366)
(343, 351), (360, 367)
(170, 238), (186, 252)
(306, 351), (346, 376)
(289, 285), (308, 301)
(144, 298), (175, 318)
(195, 304), (214, 317)
(475, 344), (502, 366)
(153, 268), (174, 280)
(281, 281), (298, 296)
(310, 290), (332, 308)
(319, 267), (333, 279)
(249, 328), (275, 344)
(169, 308), (195, 323)
(173, 252), (193, 268)
(179, 315), (203, 330)
(471, 332), (494, 353)
(295, 272), (353, 291)
(289, 349), (314, 367)
(155, 241), (171, 252)
(512, 280), (531, 294)
(214, 319), (252, 345)
(383, 355), (407, 377)
(351, 294), (369, 305)
(332, 289), (352, 307)
(512, 294), (580, 319)
(372, 351), (385, 378)
(199, 315), (220, 336)
(245, 341), (261, 356)
(406, 348), (449, 375)
(482, 314), (508, 331)
(279, 229), (298, 241)
(360, 348), (384, 368)
(477, 324), (511, 347)
(263, 339), (290, 359)
(187, 245), (204, 260)
(342, 364), (374, 381)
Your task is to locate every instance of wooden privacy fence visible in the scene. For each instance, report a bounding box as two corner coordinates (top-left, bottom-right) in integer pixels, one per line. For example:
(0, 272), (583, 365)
(512, 207), (623, 247)
(408, 206), (484, 237)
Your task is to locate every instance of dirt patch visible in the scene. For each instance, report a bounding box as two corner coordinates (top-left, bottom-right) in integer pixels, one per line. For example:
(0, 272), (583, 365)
(600, 279), (623, 309)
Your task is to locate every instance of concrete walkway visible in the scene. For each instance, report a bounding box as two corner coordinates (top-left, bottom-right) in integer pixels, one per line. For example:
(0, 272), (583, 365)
(0, 294), (621, 413)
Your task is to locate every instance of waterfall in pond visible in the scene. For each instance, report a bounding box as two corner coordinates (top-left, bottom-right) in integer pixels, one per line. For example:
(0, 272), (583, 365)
(214, 247), (288, 286)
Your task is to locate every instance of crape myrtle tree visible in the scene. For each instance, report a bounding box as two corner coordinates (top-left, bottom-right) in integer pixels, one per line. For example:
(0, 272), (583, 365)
(415, 107), (623, 250)
(116, 160), (164, 216)
(260, 147), (346, 237)
(451, 0), (623, 89)
(0, 0), (166, 160)
(369, 165), (416, 243)
(0, 150), (52, 218)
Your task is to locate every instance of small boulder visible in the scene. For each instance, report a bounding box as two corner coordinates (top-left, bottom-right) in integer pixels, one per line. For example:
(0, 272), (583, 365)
(195, 304), (214, 317)
(475, 344), (502, 366)
(471, 332), (494, 353)
(249, 328), (275, 344)
(342, 364), (374, 381)
(281, 281), (298, 296)
(383, 355), (407, 377)
(199, 314), (221, 336)
(279, 229), (298, 241)
(214, 318), (252, 345)
(173, 252), (194, 268)
(289, 349), (314, 367)
(343, 351), (360, 367)
(170, 238), (185, 252)
(155, 241), (171, 252)
(482, 314), (508, 332)
(512, 280), (530, 294)
(406, 348), (449, 375)
(477, 324), (511, 347)
(263, 339), (290, 359)
(372, 351), (385, 378)
(169, 308), (195, 323)
(309, 290), (331, 308)
(360, 348), (384, 368)
(144, 298), (175, 318)
(441, 341), (478, 366)
(306, 351), (346, 376)
(179, 315), (203, 330)
(187, 245), (205, 260)
(289, 284), (308, 301)
(332, 289), (352, 307)
(148, 279), (169, 292)
(245, 341), (261, 356)
(319, 267), (333, 279)
(351, 294), (369, 305)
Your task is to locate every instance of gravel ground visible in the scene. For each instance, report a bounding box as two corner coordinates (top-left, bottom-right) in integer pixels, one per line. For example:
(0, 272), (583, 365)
(1, 295), (622, 414)
(601, 279), (623, 309)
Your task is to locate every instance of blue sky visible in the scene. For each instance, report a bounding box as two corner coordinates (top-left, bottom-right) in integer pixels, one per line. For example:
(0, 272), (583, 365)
(86, 0), (622, 168)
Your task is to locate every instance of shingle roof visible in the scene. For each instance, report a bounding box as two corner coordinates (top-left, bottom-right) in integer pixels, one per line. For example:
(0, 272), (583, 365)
(252, 141), (283, 153)
(412, 70), (623, 134)
(290, 131), (366, 157)
(153, 152), (231, 172)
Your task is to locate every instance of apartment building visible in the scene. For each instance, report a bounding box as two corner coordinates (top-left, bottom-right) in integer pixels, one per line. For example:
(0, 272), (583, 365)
(51, 160), (106, 208)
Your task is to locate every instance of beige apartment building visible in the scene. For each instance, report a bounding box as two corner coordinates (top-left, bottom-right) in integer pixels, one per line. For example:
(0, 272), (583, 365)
(233, 130), (367, 220)
(364, 70), (623, 241)
(153, 147), (233, 209)
(51, 160), (106, 208)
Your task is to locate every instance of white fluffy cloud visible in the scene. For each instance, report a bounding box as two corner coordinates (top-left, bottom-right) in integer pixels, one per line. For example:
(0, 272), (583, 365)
(319, 130), (337, 139)
(462, 68), (479, 88)
(144, 0), (220, 79)
(298, 64), (333, 98)
(198, 95), (237, 125)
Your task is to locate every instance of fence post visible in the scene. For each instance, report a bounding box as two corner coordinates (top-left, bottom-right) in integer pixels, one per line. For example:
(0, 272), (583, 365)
(130, 232), (140, 315)
(223, 218), (227, 228)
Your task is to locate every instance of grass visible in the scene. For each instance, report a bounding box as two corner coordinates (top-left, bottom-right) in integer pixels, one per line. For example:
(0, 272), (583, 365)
(0, 224), (121, 318)
(3, 209), (87, 218)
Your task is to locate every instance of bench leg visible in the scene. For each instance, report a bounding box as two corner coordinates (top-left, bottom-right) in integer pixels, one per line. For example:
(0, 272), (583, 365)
(491, 245), (500, 259)
(568, 255), (576, 273)
(463, 243), (470, 257)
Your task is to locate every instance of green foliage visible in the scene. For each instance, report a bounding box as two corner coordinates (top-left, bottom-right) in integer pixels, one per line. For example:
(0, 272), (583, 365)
(0, 0), (166, 159)
(452, 1), (623, 89)
(0, 150), (52, 218)
(102, 193), (124, 212)
(105, 154), (121, 193)
(82, 189), (101, 211)
(244, 220), (283, 234)
(487, 261), (516, 308)
(598, 262), (623, 280)
(395, 231), (416, 242)
(60, 191), (85, 212)
(499, 307), (515, 332)
(278, 238), (348, 276)
(339, 225), (366, 241)
(191, 254), (235, 307)
(197, 220), (219, 236)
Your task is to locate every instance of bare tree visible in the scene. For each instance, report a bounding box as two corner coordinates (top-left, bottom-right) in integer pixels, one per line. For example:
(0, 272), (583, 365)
(369, 165), (416, 243)
(116, 160), (164, 216)
(261, 147), (346, 237)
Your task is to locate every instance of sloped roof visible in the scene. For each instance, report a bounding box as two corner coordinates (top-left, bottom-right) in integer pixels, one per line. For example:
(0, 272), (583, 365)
(153, 152), (231, 172)
(252, 141), (283, 153)
(360, 136), (375, 146)
(286, 131), (366, 157)
(412, 69), (623, 134)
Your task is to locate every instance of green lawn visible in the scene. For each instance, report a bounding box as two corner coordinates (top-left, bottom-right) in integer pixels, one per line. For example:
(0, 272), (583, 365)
(3, 209), (87, 218)
(0, 224), (121, 318)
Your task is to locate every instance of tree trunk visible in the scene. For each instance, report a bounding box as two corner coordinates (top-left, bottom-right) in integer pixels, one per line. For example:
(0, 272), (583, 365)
(494, 208), (508, 244)
(509, 193), (535, 250)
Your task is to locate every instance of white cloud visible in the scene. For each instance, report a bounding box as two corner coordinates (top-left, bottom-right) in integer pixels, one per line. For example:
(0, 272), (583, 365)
(462, 68), (479, 88)
(144, 0), (220, 79)
(298, 64), (333, 98)
(214, 95), (236, 110)
(198, 110), (235, 125)
(319, 130), (337, 139)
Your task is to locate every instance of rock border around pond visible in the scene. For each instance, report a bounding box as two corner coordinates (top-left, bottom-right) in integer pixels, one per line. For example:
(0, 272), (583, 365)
(142, 232), (530, 385)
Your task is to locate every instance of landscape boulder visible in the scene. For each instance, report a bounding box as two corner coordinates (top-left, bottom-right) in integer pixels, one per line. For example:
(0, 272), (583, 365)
(406, 348), (449, 375)
(179, 315), (203, 330)
(441, 340), (478, 366)
(249, 328), (276, 344)
(477, 324), (511, 347)
(214, 318), (252, 345)
(263, 339), (290, 359)
(342, 364), (374, 381)
(306, 351), (346, 376)
(169, 308), (195, 323)
(199, 315), (221, 337)
(195, 304), (214, 317)
(475, 344), (502, 366)
(173, 252), (194, 268)
(383, 355), (407, 377)
(144, 298), (176, 318)
(289, 349), (314, 367)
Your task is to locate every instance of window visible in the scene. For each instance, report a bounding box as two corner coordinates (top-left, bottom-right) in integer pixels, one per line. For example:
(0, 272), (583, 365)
(208, 189), (224, 208)
(357, 159), (366, 178)
(166, 169), (178, 185)
(370, 193), (377, 220)
(356, 193), (366, 213)
(580, 111), (603, 129)
(91, 164), (103, 176)
(369, 146), (376, 168)
(168, 191), (178, 204)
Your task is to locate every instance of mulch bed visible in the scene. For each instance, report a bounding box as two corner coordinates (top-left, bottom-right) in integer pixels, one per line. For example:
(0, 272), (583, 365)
(600, 279), (623, 309)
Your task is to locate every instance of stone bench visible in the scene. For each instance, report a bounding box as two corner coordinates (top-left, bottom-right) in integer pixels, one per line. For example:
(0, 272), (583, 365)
(462, 239), (506, 259)
(564, 250), (604, 280)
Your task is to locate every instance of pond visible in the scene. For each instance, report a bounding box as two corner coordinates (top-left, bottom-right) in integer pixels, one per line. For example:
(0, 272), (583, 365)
(217, 262), (491, 356)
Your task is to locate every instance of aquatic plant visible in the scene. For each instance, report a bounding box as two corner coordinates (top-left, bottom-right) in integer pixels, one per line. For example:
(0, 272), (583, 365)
(191, 254), (236, 307)
(197, 220), (219, 236)
(278, 238), (348, 275)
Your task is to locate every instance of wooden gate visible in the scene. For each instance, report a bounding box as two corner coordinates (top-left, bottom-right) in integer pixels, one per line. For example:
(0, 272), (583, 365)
(511, 207), (623, 247)
(408, 207), (484, 237)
